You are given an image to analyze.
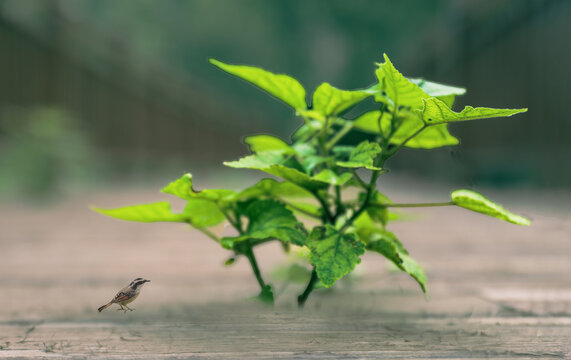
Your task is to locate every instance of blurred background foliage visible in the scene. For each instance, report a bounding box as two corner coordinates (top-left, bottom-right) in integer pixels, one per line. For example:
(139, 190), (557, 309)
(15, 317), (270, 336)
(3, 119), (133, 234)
(0, 0), (569, 200)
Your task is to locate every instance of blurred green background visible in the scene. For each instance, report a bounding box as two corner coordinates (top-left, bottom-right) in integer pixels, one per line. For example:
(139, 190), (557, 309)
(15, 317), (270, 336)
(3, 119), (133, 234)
(0, 0), (569, 200)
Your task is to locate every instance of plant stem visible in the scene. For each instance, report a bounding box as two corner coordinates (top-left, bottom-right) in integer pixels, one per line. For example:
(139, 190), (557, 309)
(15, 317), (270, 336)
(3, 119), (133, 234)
(387, 201), (454, 208)
(243, 242), (266, 291)
(224, 208), (269, 298)
(222, 210), (240, 232)
(325, 121), (354, 151)
(340, 163), (383, 232)
(312, 190), (334, 223)
(334, 185), (344, 219)
(196, 227), (220, 243)
(350, 169), (368, 189)
(318, 116), (330, 156)
(297, 268), (318, 308)
(383, 124), (428, 160)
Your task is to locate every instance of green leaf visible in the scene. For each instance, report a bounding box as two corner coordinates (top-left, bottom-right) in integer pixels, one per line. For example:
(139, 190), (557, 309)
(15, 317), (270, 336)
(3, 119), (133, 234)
(223, 151), (285, 169)
(375, 54), (430, 110)
(224, 152), (329, 191)
(312, 83), (370, 118)
(291, 120), (322, 142)
(296, 109), (326, 122)
(92, 202), (186, 223)
(312, 169), (352, 186)
(353, 110), (386, 134)
(266, 165), (330, 191)
(210, 59), (307, 110)
(392, 121), (459, 149)
(408, 78), (466, 108)
(237, 178), (313, 200)
(352, 214), (426, 292)
(307, 225), (365, 288)
(223, 200), (307, 247)
(161, 173), (236, 202)
(367, 231), (427, 293)
(331, 145), (355, 158)
(300, 155), (332, 173)
(451, 189), (531, 226)
(409, 78), (466, 98)
(336, 141), (382, 170)
(371, 110), (458, 149)
(371, 55), (461, 149)
(244, 135), (295, 154)
(421, 97), (527, 125)
(92, 199), (226, 228)
(183, 199), (226, 228)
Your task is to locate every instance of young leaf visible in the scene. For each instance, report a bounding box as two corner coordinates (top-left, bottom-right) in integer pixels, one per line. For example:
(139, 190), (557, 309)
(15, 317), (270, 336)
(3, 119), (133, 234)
(370, 56), (461, 149)
(307, 225), (365, 288)
(210, 59), (307, 110)
(421, 97), (527, 125)
(92, 202), (186, 223)
(222, 200), (307, 248)
(451, 189), (531, 226)
(312, 169), (353, 186)
(375, 54), (430, 110)
(224, 152), (329, 191)
(312, 83), (370, 118)
(336, 141), (382, 170)
(161, 173), (236, 202)
(244, 135), (295, 154)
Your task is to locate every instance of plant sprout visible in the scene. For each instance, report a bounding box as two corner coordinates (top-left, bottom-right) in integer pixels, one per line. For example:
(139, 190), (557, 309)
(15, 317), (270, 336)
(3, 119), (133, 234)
(94, 54), (529, 306)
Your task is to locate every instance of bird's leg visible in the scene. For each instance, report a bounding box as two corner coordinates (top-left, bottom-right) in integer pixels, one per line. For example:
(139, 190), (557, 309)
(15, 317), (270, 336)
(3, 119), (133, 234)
(123, 304), (135, 312)
(117, 305), (127, 313)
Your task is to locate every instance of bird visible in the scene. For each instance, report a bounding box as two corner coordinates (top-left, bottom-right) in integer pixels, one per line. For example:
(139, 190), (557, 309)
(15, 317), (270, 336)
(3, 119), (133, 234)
(98, 278), (150, 313)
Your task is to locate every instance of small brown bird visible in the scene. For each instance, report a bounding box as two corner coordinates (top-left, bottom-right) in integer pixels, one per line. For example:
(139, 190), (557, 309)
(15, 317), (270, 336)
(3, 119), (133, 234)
(98, 278), (150, 313)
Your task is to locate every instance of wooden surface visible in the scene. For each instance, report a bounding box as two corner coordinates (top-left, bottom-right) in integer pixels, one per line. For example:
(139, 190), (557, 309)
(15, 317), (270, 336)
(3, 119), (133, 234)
(0, 184), (569, 359)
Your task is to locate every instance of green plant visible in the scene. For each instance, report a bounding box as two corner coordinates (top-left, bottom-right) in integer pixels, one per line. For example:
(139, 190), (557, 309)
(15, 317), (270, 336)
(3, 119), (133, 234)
(93, 54), (529, 307)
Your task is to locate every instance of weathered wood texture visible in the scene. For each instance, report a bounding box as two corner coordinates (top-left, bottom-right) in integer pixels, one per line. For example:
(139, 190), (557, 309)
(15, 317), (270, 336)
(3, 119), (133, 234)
(0, 184), (569, 359)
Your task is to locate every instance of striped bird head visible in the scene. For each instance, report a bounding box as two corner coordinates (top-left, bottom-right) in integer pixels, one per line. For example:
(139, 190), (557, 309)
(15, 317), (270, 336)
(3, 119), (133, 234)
(130, 278), (150, 289)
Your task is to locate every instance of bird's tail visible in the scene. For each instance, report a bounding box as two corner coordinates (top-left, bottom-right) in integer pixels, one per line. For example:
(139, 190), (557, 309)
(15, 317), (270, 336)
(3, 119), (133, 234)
(98, 302), (113, 312)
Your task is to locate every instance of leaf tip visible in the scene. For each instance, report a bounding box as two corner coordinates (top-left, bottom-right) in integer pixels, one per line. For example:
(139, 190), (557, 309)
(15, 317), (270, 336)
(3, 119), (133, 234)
(90, 205), (103, 214)
(209, 58), (223, 67)
(513, 215), (532, 226)
(511, 108), (528, 115)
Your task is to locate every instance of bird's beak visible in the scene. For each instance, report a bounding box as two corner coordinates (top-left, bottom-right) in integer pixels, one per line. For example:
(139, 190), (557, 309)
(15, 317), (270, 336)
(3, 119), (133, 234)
(145, 280), (151, 283)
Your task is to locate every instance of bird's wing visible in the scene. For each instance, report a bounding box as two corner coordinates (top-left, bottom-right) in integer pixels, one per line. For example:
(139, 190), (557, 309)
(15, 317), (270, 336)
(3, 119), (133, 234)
(113, 291), (134, 303)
